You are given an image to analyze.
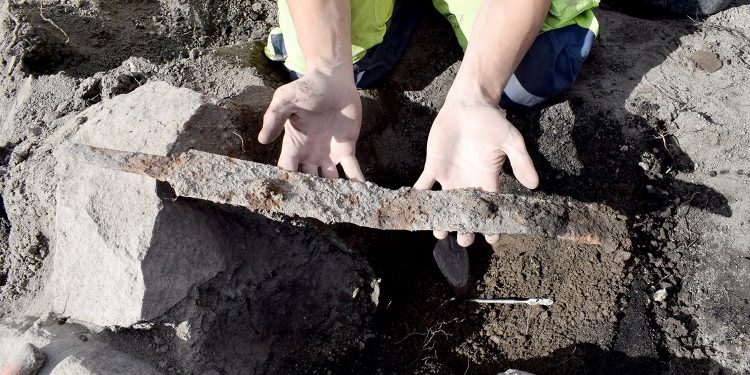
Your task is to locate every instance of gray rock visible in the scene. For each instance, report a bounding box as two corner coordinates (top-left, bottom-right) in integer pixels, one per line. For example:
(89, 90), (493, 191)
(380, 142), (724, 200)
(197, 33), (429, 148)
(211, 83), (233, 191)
(2, 343), (45, 375)
(50, 82), (227, 327)
(0, 316), (162, 375)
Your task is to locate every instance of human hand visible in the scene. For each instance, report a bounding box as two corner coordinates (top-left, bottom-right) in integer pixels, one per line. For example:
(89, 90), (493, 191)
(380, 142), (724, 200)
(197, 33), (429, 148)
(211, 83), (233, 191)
(258, 69), (365, 181)
(414, 98), (539, 246)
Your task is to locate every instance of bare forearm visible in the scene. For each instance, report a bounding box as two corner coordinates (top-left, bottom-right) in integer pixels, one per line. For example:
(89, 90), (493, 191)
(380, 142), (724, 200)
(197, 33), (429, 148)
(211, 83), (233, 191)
(287, 0), (353, 77)
(448, 0), (550, 104)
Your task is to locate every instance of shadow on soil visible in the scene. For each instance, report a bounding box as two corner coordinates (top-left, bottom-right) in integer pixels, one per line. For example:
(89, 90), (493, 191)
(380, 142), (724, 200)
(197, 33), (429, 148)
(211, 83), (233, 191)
(11, 1), (185, 77)
(508, 343), (727, 375)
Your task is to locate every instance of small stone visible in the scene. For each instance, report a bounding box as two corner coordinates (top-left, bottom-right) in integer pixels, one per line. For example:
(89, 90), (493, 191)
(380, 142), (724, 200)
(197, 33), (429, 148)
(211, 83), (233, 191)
(638, 161), (650, 171)
(5, 343), (46, 375)
(708, 170), (717, 177)
(490, 335), (502, 345)
(76, 116), (87, 124)
(692, 50), (722, 73)
(175, 321), (191, 341)
(189, 48), (201, 59)
(653, 288), (668, 302)
(43, 111), (61, 123)
(56, 101), (71, 113)
(692, 348), (705, 359)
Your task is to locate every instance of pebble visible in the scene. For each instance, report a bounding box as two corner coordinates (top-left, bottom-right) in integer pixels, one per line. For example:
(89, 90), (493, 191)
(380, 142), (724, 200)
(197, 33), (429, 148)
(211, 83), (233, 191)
(692, 50), (723, 73)
(42, 111), (61, 123)
(653, 288), (668, 302)
(708, 170), (717, 177)
(189, 48), (202, 59)
(56, 101), (71, 113)
(7, 344), (46, 375)
(692, 348), (705, 359)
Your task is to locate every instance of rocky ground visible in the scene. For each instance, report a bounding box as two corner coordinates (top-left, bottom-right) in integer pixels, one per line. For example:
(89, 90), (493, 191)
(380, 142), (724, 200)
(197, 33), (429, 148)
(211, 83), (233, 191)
(0, 0), (748, 374)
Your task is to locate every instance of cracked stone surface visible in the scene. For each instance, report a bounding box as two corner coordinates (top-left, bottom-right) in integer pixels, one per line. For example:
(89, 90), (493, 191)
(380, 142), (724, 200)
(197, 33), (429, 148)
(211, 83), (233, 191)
(50, 82), (228, 327)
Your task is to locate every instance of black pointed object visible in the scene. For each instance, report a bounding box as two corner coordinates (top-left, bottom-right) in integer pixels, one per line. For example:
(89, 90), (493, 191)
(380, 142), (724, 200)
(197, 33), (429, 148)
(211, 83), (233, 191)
(432, 235), (470, 295)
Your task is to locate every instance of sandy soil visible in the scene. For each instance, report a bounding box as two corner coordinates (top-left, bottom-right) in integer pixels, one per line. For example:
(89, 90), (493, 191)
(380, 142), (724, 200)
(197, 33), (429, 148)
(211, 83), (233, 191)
(0, 0), (748, 374)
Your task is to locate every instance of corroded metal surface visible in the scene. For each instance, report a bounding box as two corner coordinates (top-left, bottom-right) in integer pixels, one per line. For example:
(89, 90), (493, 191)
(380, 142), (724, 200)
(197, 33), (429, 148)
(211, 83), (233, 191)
(70, 144), (629, 248)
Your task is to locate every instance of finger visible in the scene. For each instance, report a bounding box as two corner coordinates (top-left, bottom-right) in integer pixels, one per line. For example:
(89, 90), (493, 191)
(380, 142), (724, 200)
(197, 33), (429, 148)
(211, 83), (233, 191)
(457, 233), (475, 247)
(484, 234), (500, 245)
(340, 156), (365, 182)
(320, 160), (339, 179)
(277, 153), (299, 172)
(414, 171), (436, 191)
(477, 178), (501, 195)
(301, 163), (320, 176)
(433, 230), (448, 240)
(259, 87), (294, 144)
(504, 135), (539, 189)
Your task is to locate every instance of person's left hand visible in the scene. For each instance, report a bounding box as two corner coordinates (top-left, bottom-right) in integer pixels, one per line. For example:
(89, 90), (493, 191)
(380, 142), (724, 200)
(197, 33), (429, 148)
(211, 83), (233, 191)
(414, 98), (539, 247)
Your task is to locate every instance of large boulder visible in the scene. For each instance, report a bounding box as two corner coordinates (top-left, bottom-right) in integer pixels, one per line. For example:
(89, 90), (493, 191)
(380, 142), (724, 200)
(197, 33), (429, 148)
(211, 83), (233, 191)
(50, 82), (228, 327)
(24, 80), (376, 373)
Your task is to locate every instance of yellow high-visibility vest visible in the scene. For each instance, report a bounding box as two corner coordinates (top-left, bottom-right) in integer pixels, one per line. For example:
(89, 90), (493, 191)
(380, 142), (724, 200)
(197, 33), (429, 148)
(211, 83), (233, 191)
(266, 0), (599, 74)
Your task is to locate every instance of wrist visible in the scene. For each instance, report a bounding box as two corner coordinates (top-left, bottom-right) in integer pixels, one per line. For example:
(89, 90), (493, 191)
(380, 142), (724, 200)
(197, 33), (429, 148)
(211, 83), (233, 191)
(446, 69), (504, 107)
(445, 84), (505, 112)
(306, 61), (355, 82)
(446, 43), (517, 106)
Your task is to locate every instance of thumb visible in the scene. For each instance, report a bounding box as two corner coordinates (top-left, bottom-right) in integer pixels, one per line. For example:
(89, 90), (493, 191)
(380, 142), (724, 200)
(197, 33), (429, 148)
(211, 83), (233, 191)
(413, 170), (436, 191)
(504, 134), (539, 189)
(259, 87), (294, 144)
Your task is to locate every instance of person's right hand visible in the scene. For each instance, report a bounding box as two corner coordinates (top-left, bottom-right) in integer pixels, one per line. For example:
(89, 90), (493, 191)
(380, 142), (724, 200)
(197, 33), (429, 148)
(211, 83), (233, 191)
(414, 98), (539, 247)
(258, 69), (365, 181)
